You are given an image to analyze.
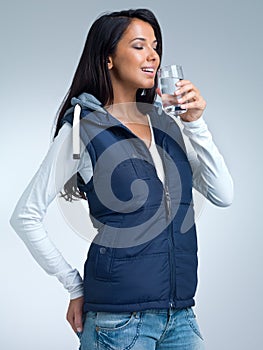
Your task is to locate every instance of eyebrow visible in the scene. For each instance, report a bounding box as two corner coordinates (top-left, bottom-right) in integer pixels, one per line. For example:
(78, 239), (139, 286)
(129, 37), (158, 44)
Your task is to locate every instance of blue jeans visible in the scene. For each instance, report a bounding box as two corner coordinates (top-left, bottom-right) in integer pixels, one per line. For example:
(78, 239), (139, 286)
(76, 307), (205, 349)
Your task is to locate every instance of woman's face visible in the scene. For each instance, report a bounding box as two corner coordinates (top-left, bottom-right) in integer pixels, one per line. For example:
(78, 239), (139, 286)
(108, 19), (160, 93)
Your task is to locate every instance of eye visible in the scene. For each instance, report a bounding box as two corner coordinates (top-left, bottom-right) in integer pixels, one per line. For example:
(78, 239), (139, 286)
(133, 46), (143, 50)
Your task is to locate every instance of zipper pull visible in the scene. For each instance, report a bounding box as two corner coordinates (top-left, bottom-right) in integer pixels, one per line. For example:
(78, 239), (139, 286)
(165, 185), (171, 219)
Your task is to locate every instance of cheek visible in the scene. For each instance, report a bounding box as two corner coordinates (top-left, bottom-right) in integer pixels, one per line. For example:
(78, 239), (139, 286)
(127, 49), (145, 62)
(117, 54), (139, 68)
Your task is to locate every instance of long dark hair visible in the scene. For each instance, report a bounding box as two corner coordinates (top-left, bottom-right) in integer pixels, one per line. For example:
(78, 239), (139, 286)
(54, 8), (163, 201)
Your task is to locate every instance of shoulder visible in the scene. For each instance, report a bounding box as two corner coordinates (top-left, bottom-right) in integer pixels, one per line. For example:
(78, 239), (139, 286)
(60, 107), (94, 128)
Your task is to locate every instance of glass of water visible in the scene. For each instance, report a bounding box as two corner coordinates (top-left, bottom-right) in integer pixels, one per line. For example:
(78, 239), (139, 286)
(158, 64), (187, 116)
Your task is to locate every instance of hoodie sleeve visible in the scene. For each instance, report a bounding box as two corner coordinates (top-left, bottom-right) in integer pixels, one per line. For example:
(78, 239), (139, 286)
(181, 117), (234, 207)
(9, 122), (93, 299)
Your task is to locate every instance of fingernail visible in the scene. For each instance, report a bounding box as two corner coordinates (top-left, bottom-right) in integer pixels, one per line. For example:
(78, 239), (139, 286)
(77, 328), (82, 333)
(176, 81), (181, 86)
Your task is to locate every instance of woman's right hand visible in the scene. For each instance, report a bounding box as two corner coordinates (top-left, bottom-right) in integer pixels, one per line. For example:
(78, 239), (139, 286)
(66, 296), (84, 333)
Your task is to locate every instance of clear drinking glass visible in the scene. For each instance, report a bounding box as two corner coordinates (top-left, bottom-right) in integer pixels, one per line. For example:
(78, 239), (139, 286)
(158, 64), (187, 116)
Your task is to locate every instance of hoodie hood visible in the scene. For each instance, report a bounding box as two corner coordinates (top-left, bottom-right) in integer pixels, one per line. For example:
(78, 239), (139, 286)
(71, 93), (107, 115)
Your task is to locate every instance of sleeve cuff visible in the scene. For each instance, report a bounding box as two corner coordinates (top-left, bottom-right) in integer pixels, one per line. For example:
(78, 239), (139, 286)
(70, 285), (84, 300)
(180, 115), (206, 127)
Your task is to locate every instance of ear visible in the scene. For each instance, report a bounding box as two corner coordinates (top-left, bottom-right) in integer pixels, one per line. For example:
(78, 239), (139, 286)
(107, 56), (113, 70)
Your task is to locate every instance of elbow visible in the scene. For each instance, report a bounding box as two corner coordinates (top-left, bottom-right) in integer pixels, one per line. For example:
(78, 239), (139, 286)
(215, 195), (233, 208)
(9, 207), (28, 236)
(220, 177), (234, 207)
(207, 192), (233, 207)
(9, 204), (44, 239)
(207, 179), (234, 208)
(222, 190), (234, 207)
(9, 210), (20, 233)
(9, 211), (16, 230)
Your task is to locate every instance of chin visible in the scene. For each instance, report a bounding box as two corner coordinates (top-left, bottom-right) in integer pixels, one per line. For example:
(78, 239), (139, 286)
(142, 82), (155, 90)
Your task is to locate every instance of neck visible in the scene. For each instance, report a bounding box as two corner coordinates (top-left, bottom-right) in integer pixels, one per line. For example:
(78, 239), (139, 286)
(105, 85), (145, 122)
(105, 102), (145, 123)
(111, 81), (137, 104)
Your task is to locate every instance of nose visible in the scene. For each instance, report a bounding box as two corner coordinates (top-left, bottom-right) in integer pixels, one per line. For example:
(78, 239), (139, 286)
(146, 47), (159, 62)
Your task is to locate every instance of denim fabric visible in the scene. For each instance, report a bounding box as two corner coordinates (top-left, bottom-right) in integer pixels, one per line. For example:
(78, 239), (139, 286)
(76, 307), (205, 349)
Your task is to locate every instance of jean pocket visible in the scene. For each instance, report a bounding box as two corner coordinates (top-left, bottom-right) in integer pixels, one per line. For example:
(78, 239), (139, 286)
(95, 311), (142, 350)
(185, 307), (204, 341)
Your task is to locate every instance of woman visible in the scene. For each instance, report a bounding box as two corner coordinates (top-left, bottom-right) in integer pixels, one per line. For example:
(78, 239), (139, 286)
(10, 8), (233, 350)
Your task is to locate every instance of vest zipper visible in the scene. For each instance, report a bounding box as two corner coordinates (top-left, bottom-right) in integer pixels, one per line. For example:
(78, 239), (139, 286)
(165, 184), (175, 308)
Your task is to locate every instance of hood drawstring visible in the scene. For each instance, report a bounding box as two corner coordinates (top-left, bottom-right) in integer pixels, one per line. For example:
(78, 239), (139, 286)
(73, 103), (81, 159)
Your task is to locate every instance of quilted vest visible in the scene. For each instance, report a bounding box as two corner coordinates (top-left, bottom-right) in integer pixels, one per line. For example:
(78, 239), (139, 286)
(61, 100), (198, 313)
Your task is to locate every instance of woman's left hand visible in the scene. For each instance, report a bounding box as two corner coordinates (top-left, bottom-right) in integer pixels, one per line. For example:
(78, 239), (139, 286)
(174, 80), (206, 122)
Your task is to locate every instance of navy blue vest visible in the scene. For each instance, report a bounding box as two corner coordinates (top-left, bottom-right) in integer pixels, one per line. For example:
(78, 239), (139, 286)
(61, 103), (198, 313)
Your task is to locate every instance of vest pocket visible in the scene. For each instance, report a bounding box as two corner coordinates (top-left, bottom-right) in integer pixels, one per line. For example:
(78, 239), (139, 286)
(94, 220), (122, 281)
(95, 245), (114, 281)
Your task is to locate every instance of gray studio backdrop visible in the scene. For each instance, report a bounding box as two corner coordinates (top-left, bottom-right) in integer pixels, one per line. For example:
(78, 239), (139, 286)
(1, 0), (262, 349)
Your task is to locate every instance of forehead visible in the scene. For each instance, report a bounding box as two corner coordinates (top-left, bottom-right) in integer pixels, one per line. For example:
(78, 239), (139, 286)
(122, 19), (156, 41)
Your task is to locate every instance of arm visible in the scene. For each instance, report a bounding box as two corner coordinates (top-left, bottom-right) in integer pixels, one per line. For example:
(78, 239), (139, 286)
(181, 116), (233, 207)
(167, 79), (233, 206)
(9, 122), (93, 299)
